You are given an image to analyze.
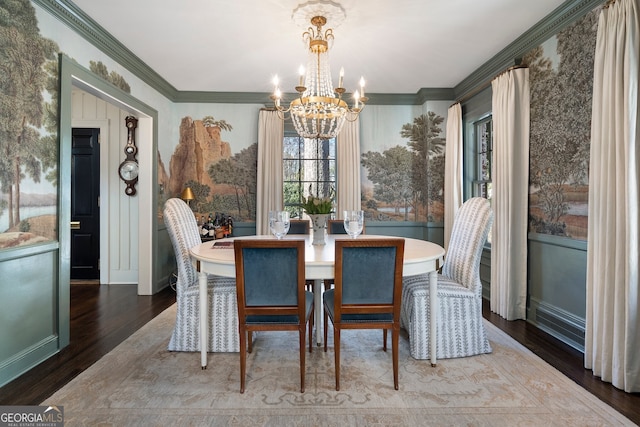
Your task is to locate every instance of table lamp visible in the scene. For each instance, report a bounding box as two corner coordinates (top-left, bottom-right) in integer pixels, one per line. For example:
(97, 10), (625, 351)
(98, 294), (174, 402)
(181, 186), (195, 206)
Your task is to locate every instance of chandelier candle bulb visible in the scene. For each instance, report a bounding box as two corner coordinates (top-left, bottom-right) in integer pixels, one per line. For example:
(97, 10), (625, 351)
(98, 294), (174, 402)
(298, 65), (305, 86)
(338, 67), (344, 88)
(359, 76), (365, 97)
(275, 88), (281, 106)
(354, 90), (359, 108)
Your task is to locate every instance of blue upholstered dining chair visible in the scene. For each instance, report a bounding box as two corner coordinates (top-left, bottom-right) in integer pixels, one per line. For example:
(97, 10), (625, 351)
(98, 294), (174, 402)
(401, 197), (493, 360)
(163, 198), (239, 353)
(288, 219), (310, 235)
(323, 238), (405, 391)
(324, 219), (366, 289)
(327, 219), (366, 235)
(233, 239), (313, 393)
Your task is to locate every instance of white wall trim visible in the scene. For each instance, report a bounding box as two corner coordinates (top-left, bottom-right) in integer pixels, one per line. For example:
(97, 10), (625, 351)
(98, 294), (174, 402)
(71, 77), (154, 295)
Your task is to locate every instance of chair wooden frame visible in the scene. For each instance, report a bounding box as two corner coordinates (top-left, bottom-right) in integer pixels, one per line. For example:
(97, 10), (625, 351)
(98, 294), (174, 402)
(323, 238), (405, 390)
(234, 239), (313, 393)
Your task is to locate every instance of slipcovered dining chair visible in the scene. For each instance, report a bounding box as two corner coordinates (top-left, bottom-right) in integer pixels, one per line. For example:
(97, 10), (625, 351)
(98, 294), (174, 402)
(234, 239), (313, 393)
(163, 198), (239, 353)
(323, 238), (405, 390)
(401, 197), (493, 360)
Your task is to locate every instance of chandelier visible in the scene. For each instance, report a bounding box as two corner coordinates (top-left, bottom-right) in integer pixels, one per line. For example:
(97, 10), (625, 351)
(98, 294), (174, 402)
(271, 11), (368, 139)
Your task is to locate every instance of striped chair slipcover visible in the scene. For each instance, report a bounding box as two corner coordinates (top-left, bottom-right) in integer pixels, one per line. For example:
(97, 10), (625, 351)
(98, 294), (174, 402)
(164, 198), (239, 352)
(401, 197), (493, 360)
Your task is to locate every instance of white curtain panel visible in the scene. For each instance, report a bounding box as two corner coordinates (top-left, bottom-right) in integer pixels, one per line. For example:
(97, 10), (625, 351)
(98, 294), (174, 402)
(336, 117), (361, 217)
(256, 110), (284, 235)
(444, 103), (463, 251)
(585, 0), (639, 393)
(490, 68), (530, 321)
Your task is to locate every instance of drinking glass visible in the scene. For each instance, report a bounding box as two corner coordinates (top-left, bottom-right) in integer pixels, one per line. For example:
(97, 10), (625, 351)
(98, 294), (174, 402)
(343, 210), (364, 239)
(268, 211), (290, 239)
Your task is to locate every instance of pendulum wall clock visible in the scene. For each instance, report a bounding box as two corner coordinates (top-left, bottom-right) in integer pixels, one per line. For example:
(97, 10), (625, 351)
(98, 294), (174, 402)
(118, 116), (139, 196)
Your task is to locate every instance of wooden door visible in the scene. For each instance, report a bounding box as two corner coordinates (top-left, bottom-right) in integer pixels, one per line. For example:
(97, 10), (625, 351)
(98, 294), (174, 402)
(71, 128), (100, 280)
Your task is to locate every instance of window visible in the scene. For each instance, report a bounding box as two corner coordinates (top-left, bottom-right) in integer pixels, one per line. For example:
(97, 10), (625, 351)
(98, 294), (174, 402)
(283, 135), (336, 218)
(472, 116), (492, 245)
(473, 116), (492, 202)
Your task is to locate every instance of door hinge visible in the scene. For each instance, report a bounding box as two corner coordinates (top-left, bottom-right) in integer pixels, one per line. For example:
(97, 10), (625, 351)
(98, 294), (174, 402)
(98, 258), (100, 270)
(97, 196), (100, 207)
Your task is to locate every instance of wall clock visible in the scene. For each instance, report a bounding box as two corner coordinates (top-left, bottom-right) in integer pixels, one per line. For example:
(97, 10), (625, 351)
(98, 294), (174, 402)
(118, 116), (139, 196)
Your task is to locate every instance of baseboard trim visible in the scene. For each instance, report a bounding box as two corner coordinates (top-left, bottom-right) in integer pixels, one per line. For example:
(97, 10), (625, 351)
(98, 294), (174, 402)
(528, 297), (585, 352)
(0, 336), (59, 388)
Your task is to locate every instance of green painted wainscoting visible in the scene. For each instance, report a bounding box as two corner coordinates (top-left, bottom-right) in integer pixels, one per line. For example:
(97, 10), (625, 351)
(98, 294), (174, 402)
(0, 243), (64, 386)
(527, 233), (587, 351)
(480, 234), (587, 351)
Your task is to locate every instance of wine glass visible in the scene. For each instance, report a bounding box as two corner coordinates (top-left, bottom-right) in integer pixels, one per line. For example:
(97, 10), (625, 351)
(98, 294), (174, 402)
(343, 210), (364, 239)
(268, 211), (290, 239)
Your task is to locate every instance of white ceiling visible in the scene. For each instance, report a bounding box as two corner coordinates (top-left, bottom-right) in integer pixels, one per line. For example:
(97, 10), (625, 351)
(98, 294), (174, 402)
(70, 0), (567, 95)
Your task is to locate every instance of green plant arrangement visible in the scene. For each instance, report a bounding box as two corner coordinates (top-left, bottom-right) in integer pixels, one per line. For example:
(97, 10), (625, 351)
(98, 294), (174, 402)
(301, 187), (334, 215)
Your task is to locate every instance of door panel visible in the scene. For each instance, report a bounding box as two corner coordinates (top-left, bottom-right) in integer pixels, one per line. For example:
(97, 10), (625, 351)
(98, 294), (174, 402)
(71, 128), (100, 280)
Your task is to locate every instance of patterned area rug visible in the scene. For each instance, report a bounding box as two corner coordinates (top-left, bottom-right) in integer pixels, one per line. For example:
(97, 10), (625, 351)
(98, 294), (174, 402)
(43, 304), (633, 426)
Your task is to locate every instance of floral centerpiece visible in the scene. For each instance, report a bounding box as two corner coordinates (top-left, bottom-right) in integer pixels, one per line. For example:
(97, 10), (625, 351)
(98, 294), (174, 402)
(301, 187), (333, 244)
(300, 194), (333, 215)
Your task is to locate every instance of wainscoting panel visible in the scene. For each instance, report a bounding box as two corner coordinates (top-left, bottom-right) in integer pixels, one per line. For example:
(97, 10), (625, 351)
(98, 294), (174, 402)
(527, 233), (587, 350)
(0, 245), (60, 387)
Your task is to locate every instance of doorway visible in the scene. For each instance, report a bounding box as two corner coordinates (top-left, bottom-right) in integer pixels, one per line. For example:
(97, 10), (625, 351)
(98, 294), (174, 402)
(70, 127), (100, 280)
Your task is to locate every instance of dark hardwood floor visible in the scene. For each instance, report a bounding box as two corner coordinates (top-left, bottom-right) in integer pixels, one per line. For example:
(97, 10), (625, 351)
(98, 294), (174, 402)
(0, 283), (638, 424)
(0, 282), (175, 406)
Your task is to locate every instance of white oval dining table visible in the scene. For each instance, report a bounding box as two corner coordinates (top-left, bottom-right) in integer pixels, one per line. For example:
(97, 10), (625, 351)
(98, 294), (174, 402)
(190, 234), (445, 368)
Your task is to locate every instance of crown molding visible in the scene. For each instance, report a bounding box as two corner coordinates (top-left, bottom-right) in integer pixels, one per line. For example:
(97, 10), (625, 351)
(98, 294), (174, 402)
(173, 90), (447, 106)
(453, 0), (604, 101)
(36, 0), (602, 106)
(173, 91), (273, 104)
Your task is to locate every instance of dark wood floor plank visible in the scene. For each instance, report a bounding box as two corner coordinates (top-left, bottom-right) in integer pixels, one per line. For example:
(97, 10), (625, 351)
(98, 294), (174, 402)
(0, 284), (175, 405)
(0, 284), (638, 425)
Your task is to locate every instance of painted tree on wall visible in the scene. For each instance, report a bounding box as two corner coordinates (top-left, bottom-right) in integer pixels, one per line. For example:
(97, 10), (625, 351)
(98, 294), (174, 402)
(402, 112), (446, 221)
(361, 146), (413, 220)
(524, 9), (597, 239)
(361, 111), (446, 222)
(208, 142), (257, 220)
(89, 60), (131, 93)
(0, 0), (58, 229)
(202, 115), (233, 132)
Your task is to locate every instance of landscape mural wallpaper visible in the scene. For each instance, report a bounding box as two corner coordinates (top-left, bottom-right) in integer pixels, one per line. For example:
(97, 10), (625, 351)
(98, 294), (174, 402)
(0, 0), (135, 249)
(360, 107), (447, 223)
(3, 0), (599, 248)
(158, 116), (257, 224)
(0, 0), (59, 249)
(524, 7), (598, 241)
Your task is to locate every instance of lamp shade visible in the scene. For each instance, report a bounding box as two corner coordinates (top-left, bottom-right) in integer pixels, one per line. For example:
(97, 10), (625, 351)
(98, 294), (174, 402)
(181, 187), (195, 201)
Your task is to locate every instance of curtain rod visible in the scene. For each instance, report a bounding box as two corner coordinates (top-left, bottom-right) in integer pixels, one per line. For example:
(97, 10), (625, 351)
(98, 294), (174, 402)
(450, 64), (528, 108)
